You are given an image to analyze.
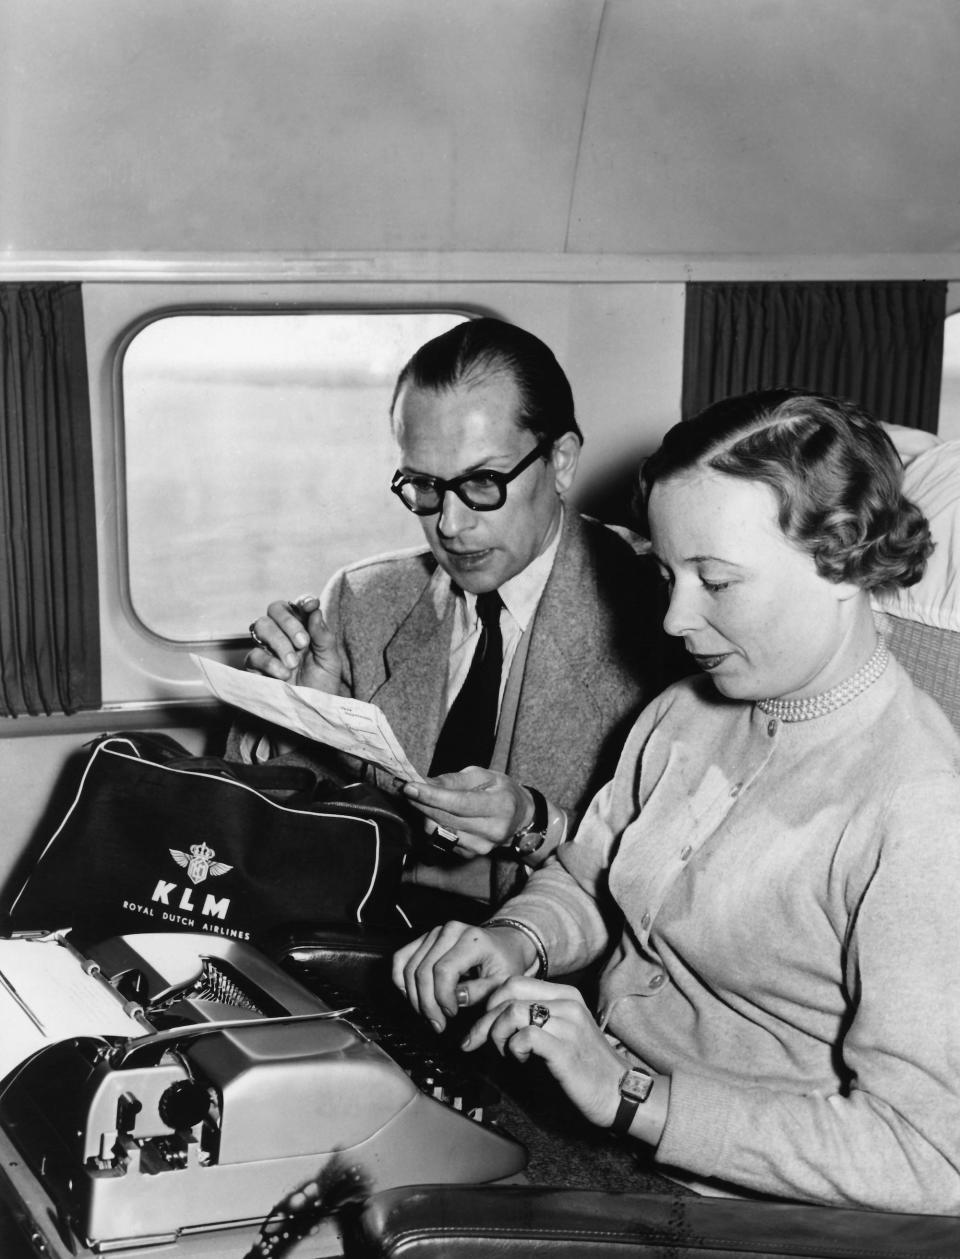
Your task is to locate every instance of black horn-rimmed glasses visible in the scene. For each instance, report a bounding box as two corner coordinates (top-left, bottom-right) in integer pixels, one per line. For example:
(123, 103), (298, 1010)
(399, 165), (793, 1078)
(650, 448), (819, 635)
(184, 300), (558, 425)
(390, 437), (552, 515)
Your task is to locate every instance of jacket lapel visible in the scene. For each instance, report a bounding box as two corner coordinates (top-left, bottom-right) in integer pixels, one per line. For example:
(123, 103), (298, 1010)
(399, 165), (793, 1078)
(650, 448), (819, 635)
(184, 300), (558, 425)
(373, 570), (455, 776)
(509, 513), (606, 795)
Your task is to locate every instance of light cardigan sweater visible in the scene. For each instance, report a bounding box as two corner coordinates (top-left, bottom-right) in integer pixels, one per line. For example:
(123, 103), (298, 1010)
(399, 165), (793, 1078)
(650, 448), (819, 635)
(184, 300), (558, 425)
(498, 657), (960, 1212)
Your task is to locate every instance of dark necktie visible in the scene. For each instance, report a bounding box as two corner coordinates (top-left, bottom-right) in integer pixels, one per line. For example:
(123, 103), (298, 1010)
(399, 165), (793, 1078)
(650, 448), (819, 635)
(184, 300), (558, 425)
(429, 590), (504, 776)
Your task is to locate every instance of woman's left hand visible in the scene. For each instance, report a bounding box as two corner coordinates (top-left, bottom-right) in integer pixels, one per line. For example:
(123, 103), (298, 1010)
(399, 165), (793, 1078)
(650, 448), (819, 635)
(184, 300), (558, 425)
(461, 977), (634, 1129)
(402, 767), (531, 855)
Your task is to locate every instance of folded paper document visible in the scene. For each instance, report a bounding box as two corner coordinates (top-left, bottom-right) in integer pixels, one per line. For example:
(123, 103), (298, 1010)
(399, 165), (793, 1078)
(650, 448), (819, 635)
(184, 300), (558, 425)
(192, 654), (424, 782)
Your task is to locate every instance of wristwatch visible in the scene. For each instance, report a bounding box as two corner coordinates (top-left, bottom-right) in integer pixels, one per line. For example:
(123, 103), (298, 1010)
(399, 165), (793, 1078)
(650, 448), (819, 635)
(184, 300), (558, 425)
(508, 785), (549, 859)
(611, 1066), (655, 1135)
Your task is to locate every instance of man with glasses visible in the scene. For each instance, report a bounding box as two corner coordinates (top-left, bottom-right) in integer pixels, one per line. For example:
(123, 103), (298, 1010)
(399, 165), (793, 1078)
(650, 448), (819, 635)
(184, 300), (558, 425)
(242, 318), (670, 913)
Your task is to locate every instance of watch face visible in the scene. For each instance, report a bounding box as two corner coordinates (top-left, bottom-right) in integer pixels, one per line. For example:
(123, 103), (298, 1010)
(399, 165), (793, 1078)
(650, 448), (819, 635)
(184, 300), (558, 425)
(514, 828), (546, 856)
(621, 1069), (654, 1104)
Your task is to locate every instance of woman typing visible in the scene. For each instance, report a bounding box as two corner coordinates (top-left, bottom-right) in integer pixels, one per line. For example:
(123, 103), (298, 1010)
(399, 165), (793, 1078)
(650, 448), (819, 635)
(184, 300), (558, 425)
(393, 390), (960, 1212)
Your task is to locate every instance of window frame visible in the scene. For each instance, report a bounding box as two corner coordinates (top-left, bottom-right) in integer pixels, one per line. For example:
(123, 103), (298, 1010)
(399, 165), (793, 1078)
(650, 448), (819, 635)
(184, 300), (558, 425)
(113, 304), (473, 649)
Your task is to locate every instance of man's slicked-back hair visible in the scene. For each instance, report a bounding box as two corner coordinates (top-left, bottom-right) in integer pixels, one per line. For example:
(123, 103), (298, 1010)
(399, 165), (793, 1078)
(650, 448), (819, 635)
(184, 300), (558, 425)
(639, 389), (933, 593)
(390, 317), (583, 444)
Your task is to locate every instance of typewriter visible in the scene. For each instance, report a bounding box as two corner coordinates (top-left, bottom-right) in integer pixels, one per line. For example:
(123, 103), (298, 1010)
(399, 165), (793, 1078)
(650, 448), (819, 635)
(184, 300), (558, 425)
(0, 931), (526, 1258)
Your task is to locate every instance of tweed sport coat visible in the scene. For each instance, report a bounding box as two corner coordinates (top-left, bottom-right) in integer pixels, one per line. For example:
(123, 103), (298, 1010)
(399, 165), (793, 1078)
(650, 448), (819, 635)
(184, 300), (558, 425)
(320, 510), (668, 827)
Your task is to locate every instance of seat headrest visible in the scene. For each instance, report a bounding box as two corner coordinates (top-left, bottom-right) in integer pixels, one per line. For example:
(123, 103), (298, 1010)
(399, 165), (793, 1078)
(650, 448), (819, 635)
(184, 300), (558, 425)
(872, 440), (960, 634)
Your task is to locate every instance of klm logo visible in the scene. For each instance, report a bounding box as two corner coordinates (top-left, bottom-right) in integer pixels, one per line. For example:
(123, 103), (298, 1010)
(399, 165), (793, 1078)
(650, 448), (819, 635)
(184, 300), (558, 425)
(169, 842), (232, 885)
(149, 842), (234, 919)
(150, 880), (231, 920)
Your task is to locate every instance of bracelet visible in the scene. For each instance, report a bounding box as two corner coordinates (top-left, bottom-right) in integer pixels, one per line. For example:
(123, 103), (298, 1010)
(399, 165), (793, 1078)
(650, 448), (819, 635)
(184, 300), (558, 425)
(484, 917), (549, 980)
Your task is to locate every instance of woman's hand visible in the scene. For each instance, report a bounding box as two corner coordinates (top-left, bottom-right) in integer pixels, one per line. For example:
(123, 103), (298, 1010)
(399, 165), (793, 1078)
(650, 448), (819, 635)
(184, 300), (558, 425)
(463, 976), (670, 1143)
(245, 594), (346, 693)
(462, 976), (628, 1126)
(401, 768), (532, 855)
(392, 920), (533, 1033)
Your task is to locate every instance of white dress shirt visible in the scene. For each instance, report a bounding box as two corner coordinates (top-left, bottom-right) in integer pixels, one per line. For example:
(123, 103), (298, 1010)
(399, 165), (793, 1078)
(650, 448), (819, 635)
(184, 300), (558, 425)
(443, 516), (563, 716)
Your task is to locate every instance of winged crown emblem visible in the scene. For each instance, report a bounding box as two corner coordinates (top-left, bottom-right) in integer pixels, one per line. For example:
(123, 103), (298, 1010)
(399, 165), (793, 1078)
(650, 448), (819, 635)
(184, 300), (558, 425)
(169, 842), (234, 886)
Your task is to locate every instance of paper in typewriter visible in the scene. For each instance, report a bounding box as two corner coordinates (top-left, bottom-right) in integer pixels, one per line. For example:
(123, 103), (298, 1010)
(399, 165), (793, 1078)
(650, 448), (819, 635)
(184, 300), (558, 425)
(0, 937), (147, 1083)
(192, 654), (424, 783)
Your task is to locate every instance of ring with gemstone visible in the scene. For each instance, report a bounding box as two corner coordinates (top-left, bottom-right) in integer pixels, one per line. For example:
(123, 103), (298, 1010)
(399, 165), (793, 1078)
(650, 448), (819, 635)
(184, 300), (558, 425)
(528, 1002), (551, 1028)
(249, 622), (267, 649)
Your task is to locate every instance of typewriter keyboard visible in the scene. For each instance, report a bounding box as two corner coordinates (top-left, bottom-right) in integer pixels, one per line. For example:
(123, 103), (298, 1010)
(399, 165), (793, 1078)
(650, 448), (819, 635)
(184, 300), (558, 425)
(286, 968), (502, 1124)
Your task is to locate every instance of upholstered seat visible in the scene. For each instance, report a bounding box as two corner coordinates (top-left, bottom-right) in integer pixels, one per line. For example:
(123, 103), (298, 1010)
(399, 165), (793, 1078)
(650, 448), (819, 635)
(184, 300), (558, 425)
(872, 437), (960, 733)
(876, 610), (960, 731)
(344, 1185), (960, 1259)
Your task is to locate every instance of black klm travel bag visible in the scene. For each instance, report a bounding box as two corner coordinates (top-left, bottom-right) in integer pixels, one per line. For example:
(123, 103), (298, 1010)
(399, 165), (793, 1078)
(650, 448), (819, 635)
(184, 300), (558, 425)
(4, 732), (414, 945)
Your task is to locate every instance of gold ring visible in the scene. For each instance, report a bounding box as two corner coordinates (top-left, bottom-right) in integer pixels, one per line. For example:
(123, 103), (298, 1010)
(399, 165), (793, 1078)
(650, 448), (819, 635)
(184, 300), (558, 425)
(529, 1002), (550, 1028)
(249, 622), (267, 649)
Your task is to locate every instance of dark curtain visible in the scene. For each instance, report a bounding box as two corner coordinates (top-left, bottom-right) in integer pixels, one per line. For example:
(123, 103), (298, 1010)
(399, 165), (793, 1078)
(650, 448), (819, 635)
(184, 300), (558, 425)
(682, 281), (948, 431)
(0, 284), (101, 716)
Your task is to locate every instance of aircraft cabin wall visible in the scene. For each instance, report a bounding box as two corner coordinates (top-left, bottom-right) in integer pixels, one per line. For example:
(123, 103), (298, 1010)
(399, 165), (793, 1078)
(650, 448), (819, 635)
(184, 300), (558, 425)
(0, 276), (685, 891)
(3, 0), (960, 902)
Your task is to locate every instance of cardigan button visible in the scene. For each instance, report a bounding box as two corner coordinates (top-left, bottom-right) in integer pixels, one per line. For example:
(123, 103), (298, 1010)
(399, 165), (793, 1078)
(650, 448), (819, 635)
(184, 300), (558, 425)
(648, 972), (665, 990)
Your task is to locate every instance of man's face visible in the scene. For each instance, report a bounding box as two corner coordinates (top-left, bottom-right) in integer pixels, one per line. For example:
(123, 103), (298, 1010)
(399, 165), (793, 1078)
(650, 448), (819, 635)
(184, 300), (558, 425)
(392, 376), (578, 594)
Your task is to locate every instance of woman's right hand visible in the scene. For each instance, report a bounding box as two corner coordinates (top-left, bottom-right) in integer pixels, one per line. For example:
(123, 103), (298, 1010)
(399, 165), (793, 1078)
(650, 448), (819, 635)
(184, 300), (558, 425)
(245, 594), (346, 693)
(392, 920), (533, 1034)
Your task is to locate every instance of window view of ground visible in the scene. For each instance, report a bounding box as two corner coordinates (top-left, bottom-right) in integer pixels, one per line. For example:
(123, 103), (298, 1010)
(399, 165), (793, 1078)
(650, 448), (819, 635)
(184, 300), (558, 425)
(122, 311), (466, 641)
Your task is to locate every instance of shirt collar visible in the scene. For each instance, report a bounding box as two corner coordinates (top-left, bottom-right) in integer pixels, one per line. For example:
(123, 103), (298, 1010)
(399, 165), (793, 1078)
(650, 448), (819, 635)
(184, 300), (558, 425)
(462, 507), (563, 632)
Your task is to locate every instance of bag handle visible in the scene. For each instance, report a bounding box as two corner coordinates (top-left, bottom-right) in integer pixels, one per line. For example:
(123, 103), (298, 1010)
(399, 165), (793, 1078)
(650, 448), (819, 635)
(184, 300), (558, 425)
(90, 733), (319, 803)
(176, 757), (319, 799)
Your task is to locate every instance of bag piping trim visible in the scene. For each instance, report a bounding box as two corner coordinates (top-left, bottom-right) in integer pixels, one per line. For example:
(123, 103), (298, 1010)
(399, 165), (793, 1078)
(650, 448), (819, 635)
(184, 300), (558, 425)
(8, 737), (386, 926)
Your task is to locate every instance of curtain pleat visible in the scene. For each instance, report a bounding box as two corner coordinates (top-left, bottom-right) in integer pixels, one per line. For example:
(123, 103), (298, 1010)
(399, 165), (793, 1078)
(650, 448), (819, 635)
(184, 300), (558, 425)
(682, 282), (947, 431)
(0, 284), (100, 717)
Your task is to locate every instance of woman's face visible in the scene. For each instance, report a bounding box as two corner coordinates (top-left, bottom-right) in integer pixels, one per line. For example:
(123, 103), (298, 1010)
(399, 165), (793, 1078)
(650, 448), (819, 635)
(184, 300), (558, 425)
(647, 468), (866, 702)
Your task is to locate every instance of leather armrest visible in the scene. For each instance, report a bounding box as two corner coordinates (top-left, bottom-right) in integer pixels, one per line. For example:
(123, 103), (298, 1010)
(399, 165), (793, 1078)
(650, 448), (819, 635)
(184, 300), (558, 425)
(263, 881), (495, 986)
(346, 1185), (960, 1259)
(263, 922), (407, 991)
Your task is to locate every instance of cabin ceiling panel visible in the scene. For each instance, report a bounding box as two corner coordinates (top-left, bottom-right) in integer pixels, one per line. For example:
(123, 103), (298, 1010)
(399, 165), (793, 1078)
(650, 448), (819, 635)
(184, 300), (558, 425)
(568, 0), (960, 256)
(3, 0), (960, 260)
(0, 0), (600, 255)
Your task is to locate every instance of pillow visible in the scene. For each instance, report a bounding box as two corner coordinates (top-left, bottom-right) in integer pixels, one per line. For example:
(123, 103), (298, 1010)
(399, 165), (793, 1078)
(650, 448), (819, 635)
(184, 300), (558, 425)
(879, 421), (941, 466)
(872, 440), (960, 633)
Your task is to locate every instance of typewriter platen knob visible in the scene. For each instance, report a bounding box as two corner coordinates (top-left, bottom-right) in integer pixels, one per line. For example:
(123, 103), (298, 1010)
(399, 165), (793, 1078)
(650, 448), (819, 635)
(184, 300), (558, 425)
(158, 1079), (211, 1131)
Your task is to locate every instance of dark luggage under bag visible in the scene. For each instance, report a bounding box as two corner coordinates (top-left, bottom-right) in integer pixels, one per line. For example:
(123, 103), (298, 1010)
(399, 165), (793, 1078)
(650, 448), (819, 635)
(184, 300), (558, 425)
(5, 732), (414, 944)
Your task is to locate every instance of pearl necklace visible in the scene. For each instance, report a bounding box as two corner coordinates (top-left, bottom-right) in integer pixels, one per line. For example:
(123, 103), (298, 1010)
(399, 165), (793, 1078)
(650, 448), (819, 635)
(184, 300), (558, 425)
(755, 640), (890, 723)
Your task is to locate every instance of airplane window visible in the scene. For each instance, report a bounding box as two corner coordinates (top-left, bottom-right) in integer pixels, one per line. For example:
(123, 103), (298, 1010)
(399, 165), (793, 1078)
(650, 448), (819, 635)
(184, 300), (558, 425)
(938, 311), (960, 443)
(122, 311), (467, 642)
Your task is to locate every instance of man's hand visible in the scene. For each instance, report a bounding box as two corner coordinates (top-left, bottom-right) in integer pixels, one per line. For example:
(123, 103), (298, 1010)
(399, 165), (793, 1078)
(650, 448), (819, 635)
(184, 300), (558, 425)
(245, 594), (346, 693)
(392, 920), (532, 1033)
(401, 767), (532, 855)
